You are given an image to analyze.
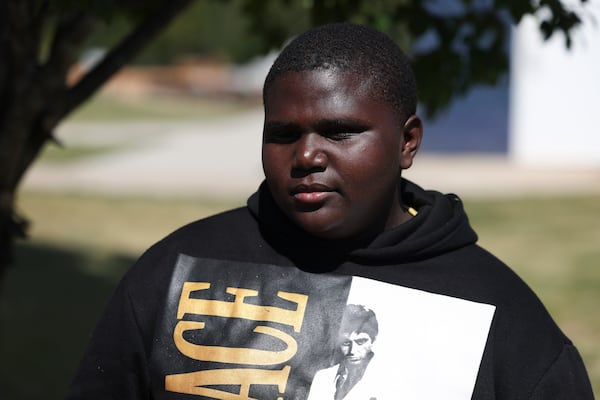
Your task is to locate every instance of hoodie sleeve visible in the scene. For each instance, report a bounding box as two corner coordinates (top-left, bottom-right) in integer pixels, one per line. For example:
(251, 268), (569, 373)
(530, 344), (595, 400)
(65, 279), (151, 400)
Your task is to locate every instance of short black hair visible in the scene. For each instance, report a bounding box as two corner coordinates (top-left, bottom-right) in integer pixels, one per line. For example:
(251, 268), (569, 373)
(339, 304), (379, 341)
(263, 22), (417, 122)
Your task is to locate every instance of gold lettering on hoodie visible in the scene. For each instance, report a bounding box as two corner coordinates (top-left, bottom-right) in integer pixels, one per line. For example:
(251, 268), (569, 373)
(165, 365), (290, 399)
(166, 281), (308, 398)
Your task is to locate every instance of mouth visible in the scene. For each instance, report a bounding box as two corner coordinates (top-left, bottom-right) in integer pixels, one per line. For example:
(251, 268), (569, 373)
(346, 356), (363, 364)
(291, 183), (335, 203)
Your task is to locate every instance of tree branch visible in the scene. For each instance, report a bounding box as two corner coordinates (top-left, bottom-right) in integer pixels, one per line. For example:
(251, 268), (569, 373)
(45, 0), (192, 129)
(42, 9), (97, 90)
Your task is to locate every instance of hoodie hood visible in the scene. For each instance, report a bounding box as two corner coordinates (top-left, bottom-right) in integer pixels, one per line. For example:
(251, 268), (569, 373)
(247, 179), (477, 269)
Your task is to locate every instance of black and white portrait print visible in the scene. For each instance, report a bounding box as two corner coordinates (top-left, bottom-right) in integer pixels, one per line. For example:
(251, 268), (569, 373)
(308, 277), (496, 400)
(308, 304), (380, 400)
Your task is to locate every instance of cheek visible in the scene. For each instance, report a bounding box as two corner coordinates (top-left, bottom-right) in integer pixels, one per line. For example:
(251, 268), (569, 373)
(262, 147), (286, 179)
(335, 146), (400, 187)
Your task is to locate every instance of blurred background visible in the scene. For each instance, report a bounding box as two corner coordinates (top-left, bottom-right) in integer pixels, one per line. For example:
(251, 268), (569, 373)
(1, 1), (598, 398)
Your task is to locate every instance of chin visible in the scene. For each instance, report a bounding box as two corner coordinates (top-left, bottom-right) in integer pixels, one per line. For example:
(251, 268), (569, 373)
(294, 219), (345, 239)
(300, 225), (340, 239)
(288, 209), (366, 240)
(299, 223), (365, 242)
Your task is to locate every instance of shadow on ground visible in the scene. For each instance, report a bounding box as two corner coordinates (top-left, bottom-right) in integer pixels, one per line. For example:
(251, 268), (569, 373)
(0, 242), (134, 400)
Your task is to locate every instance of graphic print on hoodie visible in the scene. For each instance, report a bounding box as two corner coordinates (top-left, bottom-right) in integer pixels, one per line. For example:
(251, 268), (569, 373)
(151, 255), (496, 400)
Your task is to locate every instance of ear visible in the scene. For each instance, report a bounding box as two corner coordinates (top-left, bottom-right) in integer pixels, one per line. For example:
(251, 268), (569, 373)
(400, 114), (423, 170)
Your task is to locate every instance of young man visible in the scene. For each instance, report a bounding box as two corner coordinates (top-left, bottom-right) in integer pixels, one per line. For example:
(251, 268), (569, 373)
(308, 304), (380, 400)
(68, 23), (594, 399)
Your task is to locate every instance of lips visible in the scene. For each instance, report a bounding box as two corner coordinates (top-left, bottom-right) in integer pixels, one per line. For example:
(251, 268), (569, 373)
(291, 183), (335, 203)
(346, 356), (363, 364)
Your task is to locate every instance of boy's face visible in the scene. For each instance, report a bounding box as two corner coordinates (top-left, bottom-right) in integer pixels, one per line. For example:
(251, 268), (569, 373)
(339, 331), (374, 365)
(262, 69), (420, 240)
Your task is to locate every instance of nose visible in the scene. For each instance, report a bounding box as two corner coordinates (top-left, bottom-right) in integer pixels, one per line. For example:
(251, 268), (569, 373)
(345, 342), (354, 356)
(292, 133), (327, 173)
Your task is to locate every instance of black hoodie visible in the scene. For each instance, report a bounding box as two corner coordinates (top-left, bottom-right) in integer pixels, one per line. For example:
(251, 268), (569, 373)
(67, 180), (594, 400)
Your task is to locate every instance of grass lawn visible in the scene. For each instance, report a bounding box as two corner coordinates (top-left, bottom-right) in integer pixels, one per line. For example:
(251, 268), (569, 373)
(1, 191), (598, 399)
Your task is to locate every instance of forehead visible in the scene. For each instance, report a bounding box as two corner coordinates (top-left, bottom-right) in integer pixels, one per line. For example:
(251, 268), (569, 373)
(342, 331), (372, 341)
(266, 69), (377, 101)
(264, 69), (394, 122)
(266, 68), (372, 92)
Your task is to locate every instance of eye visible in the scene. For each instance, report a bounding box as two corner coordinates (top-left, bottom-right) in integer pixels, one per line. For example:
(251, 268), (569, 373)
(263, 122), (302, 144)
(325, 131), (356, 141)
(318, 120), (368, 141)
(264, 130), (299, 144)
(355, 338), (368, 345)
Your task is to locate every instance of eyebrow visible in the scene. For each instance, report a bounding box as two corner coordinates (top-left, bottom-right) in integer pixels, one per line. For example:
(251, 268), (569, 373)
(263, 120), (297, 131)
(316, 118), (370, 132)
(264, 118), (369, 132)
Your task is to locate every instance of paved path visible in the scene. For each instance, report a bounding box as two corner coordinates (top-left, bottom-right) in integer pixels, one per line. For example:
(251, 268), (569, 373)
(22, 108), (600, 200)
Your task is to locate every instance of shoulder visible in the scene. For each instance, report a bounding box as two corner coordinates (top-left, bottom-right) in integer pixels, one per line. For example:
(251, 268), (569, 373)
(441, 245), (564, 336)
(312, 365), (338, 381)
(114, 206), (263, 320)
(307, 365), (338, 400)
(165, 206), (257, 243)
(431, 244), (548, 308)
(125, 205), (260, 279)
(449, 246), (586, 397)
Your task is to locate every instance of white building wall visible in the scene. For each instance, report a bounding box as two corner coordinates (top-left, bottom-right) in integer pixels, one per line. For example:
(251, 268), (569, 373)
(509, 1), (600, 166)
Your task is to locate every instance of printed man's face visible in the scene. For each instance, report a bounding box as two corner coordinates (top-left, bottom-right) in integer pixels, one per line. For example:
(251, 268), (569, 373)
(262, 69), (417, 240)
(340, 331), (374, 365)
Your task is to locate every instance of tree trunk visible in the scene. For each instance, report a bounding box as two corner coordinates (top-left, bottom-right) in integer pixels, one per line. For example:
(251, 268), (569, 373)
(0, 0), (192, 289)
